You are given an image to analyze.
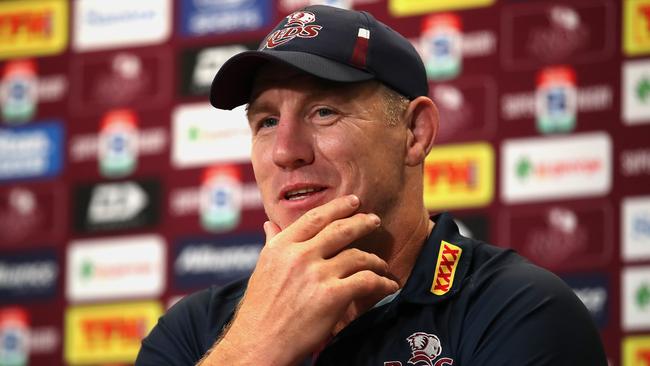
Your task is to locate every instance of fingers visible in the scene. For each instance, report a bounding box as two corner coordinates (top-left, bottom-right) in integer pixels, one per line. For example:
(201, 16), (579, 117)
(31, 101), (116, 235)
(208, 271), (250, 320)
(280, 195), (362, 242)
(325, 248), (389, 279)
(266, 195), (381, 257)
(263, 221), (281, 241)
(310, 213), (381, 257)
(338, 270), (400, 303)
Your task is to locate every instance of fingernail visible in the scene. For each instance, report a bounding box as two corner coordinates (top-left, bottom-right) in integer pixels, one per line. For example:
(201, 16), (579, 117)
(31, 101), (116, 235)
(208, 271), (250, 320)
(348, 194), (360, 207)
(368, 213), (380, 226)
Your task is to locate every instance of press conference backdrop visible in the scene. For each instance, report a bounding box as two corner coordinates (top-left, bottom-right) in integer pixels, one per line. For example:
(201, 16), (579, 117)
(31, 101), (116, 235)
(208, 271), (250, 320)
(0, 0), (648, 364)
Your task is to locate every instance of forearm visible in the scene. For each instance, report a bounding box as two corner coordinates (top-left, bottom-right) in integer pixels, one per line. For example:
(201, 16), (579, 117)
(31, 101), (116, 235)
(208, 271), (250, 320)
(196, 324), (301, 366)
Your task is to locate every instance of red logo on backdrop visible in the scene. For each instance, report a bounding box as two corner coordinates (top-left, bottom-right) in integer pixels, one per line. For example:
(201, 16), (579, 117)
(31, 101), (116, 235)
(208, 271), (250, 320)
(638, 349), (650, 365)
(425, 160), (478, 189)
(0, 187), (43, 244)
(504, 204), (610, 271)
(263, 11), (322, 49)
(81, 317), (147, 347)
(0, 307), (29, 364)
(0, 185), (61, 247)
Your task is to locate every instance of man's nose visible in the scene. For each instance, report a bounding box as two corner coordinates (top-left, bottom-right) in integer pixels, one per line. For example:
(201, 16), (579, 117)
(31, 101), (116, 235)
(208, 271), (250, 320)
(272, 118), (315, 170)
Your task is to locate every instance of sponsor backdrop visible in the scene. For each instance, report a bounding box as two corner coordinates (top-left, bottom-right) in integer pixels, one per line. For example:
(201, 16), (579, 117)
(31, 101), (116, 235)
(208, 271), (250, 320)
(0, 0), (648, 364)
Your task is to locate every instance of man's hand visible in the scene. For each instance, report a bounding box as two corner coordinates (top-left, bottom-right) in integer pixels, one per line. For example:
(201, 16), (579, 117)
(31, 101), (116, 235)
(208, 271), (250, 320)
(200, 195), (399, 366)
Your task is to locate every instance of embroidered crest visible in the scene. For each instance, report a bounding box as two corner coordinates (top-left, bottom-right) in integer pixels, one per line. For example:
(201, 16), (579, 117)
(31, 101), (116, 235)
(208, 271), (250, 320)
(285, 11), (315, 26)
(262, 11), (322, 49)
(384, 332), (454, 366)
(406, 332), (442, 366)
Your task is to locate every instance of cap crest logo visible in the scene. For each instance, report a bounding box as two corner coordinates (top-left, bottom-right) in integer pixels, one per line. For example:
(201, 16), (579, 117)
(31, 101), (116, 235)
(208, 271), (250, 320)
(262, 11), (322, 49)
(285, 11), (315, 26)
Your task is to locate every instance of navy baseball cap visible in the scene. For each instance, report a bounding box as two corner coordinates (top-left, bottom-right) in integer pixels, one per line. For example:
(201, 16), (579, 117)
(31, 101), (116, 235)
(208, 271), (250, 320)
(210, 5), (428, 110)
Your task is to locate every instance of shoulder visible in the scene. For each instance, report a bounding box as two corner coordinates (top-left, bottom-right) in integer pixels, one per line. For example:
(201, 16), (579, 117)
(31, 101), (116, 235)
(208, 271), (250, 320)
(460, 240), (588, 321)
(457, 249), (606, 365)
(445, 222), (576, 308)
(471, 256), (584, 324)
(135, 278), (248, 366)
(170, 277), (248, 336)
(468, 243), (568, 299)
(416, 214), (606, 364)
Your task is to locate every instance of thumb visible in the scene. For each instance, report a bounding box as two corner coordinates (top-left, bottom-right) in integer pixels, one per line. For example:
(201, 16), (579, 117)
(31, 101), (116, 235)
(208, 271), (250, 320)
(263, 220), (282, 241)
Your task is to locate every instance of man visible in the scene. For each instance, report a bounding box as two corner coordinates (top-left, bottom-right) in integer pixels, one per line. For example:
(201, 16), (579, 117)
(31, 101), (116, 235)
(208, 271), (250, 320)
(136, 5), (606, 366)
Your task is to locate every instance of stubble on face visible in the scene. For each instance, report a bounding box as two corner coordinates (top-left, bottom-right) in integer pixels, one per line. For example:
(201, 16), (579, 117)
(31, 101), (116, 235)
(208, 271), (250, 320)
(247, 65), (410, 233)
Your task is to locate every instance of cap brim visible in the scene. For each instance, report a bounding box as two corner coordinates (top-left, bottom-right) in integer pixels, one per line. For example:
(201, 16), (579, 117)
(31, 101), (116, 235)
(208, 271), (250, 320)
(210, 50), (375, 110)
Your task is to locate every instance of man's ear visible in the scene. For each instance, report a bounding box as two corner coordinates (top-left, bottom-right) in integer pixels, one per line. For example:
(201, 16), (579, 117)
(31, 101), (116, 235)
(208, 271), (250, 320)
(404, 96), (439, 166)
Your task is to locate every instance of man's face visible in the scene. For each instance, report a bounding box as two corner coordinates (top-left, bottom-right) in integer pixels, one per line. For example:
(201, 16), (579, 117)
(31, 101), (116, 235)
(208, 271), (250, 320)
(247, 66), (410, 230)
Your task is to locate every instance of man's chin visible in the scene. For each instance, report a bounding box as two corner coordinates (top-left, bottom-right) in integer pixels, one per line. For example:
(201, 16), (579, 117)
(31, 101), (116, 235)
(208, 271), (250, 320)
(273, 212), (306, 231)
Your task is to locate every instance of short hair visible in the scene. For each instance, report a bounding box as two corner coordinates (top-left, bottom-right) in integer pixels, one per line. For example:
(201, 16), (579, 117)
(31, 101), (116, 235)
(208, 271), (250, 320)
(379, 84), (410, 126)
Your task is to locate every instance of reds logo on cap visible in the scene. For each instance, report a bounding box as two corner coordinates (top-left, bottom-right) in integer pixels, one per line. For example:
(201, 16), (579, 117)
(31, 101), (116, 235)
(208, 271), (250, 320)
(262, 11), (322, 49)
(285, 11), (316, 26)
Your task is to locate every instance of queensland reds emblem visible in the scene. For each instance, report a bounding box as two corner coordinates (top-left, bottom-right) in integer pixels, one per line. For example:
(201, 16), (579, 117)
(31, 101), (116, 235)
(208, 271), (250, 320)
(407, 332), (441, 365)
(403, 332), (454, 366)
(262, 11), (322, 49)
(285, 11), (315, 26)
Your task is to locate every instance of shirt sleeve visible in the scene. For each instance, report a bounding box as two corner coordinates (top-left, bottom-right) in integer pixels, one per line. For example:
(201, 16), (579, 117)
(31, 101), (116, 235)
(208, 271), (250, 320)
(135, 288), (219, 366)
(458, 261), (607, 366)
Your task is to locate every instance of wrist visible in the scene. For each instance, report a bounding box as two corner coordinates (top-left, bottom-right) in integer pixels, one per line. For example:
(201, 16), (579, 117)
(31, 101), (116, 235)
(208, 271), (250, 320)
(199, 322), (298, 366)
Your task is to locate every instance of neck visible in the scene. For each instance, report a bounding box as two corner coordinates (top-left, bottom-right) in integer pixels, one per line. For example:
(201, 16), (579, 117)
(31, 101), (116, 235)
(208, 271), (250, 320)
(377, 170), (434, 287)
(384, 208), (433, 287)
(332, 206), (432, 335)
(354, 205), (433, 287)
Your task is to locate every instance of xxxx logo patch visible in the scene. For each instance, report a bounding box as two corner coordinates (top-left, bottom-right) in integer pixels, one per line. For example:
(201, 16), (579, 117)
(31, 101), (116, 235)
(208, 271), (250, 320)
(430, 241), (462, 295)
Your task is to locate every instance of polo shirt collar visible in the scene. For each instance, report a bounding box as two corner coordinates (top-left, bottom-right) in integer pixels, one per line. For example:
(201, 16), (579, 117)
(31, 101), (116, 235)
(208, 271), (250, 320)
(394, 212), (474, 305)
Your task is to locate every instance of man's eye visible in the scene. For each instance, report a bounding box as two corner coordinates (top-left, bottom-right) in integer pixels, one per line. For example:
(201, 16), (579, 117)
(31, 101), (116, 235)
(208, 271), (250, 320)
(260, 117), (278, 129)
(316, 108), (334, 118)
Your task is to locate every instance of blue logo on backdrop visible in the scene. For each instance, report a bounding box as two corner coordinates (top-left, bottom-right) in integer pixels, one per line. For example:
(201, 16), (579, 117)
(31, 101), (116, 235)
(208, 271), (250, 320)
(173, 233), (263, 289)
(633, 211), (650, 240)
(0, 250), (58, 302)
(561, 273), (608, 329)
(547, 88), (568, 116)
(85, 8), (157, 26)
(180, 0), (271, 36)
(0, 121), (64, 182)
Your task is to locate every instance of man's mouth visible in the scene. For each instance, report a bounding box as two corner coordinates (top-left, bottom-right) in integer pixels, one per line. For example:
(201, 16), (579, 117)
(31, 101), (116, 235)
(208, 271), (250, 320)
(283, 186), (326, 201)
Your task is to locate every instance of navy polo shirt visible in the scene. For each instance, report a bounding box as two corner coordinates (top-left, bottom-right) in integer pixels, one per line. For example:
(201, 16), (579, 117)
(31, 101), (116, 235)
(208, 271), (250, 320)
(136, 213), (607, 366)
